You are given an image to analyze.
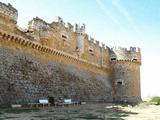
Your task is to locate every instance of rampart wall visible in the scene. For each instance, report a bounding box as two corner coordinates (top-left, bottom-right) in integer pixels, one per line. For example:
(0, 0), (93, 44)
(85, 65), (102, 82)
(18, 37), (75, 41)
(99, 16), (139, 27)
(0, 2), (142, 104)
(0, 30), (113, 104)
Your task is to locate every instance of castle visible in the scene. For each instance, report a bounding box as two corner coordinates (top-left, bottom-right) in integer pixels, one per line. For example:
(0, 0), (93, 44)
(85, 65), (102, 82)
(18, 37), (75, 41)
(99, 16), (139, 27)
(0, 2), (141, 104)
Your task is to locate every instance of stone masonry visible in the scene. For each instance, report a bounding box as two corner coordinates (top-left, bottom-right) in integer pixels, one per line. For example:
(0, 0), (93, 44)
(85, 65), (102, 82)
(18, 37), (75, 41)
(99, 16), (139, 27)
(0, 2), (142, 105)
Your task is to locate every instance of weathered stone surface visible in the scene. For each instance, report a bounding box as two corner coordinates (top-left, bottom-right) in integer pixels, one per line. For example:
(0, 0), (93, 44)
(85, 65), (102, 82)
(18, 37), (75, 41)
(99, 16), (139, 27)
(0, 2), (142, 104)
(112, 61), (141, 103)
(0, 48), (112, 104)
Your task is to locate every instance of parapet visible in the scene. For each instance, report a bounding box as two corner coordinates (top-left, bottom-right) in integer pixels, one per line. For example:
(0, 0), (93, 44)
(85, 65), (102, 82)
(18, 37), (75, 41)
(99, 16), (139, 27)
(75, 24), (85, 33)
(67, 22), (74, 31)
(0, 2), (18, 23)
(87, 36), (109, 52)
(130, 46), (141, 52)
(28, 17), (51, 39)
(57, 16), (65, 26)
(109, 46), (141, 63)
(28, 17), (50, 31)
(111, 46), (141, 53)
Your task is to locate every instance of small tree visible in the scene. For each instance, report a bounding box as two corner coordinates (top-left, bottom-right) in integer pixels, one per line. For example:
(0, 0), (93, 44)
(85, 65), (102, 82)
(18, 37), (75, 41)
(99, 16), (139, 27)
(48, 96), (55, 105)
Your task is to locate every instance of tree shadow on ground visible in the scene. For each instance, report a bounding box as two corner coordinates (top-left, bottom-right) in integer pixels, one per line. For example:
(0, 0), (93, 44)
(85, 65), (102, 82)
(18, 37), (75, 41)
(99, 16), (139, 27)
(32, 104), (138, 120)
(0, 104), (138, 120)
(104, 105), (138, 120)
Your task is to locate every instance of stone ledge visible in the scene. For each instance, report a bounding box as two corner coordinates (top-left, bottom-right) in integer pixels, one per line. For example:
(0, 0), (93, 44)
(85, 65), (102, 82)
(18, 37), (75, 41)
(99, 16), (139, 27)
(110, 59), (141, 65)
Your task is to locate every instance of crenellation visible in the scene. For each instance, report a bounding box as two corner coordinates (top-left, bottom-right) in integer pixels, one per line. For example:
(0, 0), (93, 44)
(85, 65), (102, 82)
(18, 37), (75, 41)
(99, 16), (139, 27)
(136, 47), (141, 52)
(84, 34), (89, 40)
(130, 46), (136, 52)
(101, 43), (105, 48)
(89, 36), (94, 42)
(111, 46), (141, 53)
(28, 17), (50, 31)
(57, 16), (65, 26)
(95, 40), (100, 46)
(67, 22), (74, 31)
(75, 23), (85, 33)
(0, 2), (18, 23)
(105, 46), (109, 50)
(27, 17), (52, 40)
(129, 46), (140, 53)
(0, 2), (142, 104)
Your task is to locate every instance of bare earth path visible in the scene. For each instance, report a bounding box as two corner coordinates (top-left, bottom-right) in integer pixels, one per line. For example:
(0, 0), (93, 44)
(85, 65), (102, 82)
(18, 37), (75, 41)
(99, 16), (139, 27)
(0, 103), (160, 120)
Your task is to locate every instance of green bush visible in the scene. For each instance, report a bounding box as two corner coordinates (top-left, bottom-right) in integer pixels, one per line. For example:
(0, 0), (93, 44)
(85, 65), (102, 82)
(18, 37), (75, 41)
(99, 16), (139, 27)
(136, 96), (160, 108)
(48, 96), (55, 105)
(150, 96), (160, 105)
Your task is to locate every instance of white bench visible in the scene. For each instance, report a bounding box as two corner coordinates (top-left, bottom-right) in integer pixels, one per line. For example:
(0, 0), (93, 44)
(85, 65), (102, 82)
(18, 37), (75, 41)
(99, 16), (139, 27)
(64, 99), (72, 104)
(11, 104), (22, 108)
(28, 99), (50, 108)
(62, 99), (79, 106)
(39, 99), (50, 107)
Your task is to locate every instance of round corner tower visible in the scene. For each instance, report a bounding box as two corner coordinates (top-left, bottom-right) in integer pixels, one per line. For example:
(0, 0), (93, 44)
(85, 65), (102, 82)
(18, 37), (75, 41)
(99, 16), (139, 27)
(109, 47), (142, 104)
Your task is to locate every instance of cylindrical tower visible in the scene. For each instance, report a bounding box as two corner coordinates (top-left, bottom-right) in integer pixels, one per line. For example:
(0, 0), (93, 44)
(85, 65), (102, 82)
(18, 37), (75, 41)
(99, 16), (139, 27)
(75, 24), (85, 56)
(110, 47), (142, 104)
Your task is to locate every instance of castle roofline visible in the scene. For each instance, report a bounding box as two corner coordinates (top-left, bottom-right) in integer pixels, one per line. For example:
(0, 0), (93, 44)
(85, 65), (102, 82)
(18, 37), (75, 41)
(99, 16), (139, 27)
(0, 2), (18, 23)
(0, 2), (17, 13)
(111, 46), (141, 53)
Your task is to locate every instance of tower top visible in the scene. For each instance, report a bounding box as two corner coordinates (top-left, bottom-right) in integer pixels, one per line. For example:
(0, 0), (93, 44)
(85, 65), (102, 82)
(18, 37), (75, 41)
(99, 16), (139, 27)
(110, 46), (141, 64)
(75, 24), (85, 33)
(0, 2), (18, 23)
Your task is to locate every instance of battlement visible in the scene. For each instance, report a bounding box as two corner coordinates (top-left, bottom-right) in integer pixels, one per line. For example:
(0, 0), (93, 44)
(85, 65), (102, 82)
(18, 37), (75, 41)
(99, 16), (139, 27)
(28, 17), (50, 31)
(0, 2), (142, 104)
(0, 2), (18, 23)
(111, 46), (141, 53)
(75, 24), (85, 33)
(27, 16), (109, 53)
(57, 16), (65, 26)
(87, 36), (109, 52)
(0, 30), (110, 74)
(109, 46), (141, 63)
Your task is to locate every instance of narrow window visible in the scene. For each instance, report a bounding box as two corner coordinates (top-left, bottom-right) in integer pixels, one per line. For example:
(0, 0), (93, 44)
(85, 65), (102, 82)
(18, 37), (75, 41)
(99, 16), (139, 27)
(89, 49), (93, 52)
(133, 58), (137, 61)
(61, 34), (68, 41)
(62, 35), (67, 39)
(117, 81), (122, 85)
(89, 47), (94, 55)
(111, 58), (116, 61)
(116, 80), (124, 85)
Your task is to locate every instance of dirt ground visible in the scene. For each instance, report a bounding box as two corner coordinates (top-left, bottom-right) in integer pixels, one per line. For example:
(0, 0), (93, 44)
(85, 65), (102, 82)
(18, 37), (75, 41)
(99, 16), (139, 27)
(0, 103), (160, 120)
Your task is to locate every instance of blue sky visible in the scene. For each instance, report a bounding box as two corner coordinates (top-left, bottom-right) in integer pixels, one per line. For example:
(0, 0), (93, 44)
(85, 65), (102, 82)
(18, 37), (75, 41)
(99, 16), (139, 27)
(1, 0), (160, 98)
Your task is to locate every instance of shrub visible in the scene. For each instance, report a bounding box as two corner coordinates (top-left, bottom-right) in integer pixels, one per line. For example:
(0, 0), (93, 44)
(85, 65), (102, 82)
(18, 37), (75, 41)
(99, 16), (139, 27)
(48, 96), (55, 105)
(150, 96), (160, 105)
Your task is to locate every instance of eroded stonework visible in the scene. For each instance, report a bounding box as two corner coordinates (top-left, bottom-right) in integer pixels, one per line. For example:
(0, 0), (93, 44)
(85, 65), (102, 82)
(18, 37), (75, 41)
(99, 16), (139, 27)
(0, 2), (142, 104)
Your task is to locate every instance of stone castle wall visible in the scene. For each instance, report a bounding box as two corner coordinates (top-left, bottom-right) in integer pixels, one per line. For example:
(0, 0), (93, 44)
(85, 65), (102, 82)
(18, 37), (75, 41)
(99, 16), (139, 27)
(0, 30), (112, 104)
(0, 47), (113, 104)
(27, 17), (110, 68)
(0, 2), (142, 104)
